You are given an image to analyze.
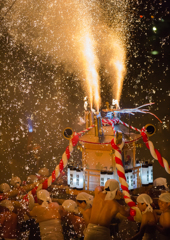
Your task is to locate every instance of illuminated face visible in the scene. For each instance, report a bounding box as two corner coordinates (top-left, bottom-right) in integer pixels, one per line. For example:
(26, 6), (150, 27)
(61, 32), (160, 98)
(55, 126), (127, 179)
(158, 199), (170, 212)
(137, 202), (147, 212)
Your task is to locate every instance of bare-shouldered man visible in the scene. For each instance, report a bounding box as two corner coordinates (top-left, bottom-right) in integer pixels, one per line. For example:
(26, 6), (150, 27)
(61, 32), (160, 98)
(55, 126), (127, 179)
(129, 194), (157, 240)
(28, 189), (64, 240)
(84, 179), (130, 240)
(76, 192), (94, 226)
(157, 192), (170, 240)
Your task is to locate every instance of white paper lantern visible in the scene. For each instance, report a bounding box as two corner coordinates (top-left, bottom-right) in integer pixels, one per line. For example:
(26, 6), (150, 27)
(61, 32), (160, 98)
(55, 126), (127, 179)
(141, 164), (149, 185)
(128, 170), (133, 190)
(70, 167), (76, 188)
(100, 170), (106, 187)
(76, 168), (84, 190)
(106, 171), (114, 181)
(125, 170), (130, 187)
(133, 170), (137, 189)
(136, 161), (142, 177)
(148, 163), (153, 184)
(67, 165), (70, 186)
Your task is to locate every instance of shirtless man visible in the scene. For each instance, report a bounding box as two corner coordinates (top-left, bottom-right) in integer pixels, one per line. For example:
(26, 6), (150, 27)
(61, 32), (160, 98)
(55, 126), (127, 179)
(76, 192), (94, 226)
(84, 179), (130, 240)
(157, 192), (170, 240)
(129, 194), (157, 240)
(28, 189), (64, 240)
(0, 200), (18, 240)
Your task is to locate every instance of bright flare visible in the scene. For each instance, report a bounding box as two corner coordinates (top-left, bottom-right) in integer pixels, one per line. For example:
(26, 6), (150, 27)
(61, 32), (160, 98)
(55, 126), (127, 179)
(81, 32), (100, 112)
(110, 39), (126, 105)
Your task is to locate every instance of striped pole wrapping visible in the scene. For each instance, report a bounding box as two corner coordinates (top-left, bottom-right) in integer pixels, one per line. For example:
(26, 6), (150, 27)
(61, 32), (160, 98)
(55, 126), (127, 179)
(141, 127), (170, 174)
(77, 125), (94, 136)
(102, 118), (140, 133)
(118, 119), (141, 133)
(111, 138), (135, 207)
(22, 125), (94, 204)
(102, 118), (119, 126)
(111, 137), (142, 222)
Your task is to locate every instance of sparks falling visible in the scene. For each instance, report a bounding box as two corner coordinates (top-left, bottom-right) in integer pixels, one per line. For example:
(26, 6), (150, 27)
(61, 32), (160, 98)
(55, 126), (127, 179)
(110, 39), (126, 104)
(81, 32), (100, 112)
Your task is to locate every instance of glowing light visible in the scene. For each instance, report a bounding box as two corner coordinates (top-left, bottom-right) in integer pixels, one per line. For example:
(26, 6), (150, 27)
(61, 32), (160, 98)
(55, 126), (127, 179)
(109, 38), (126, 105)
(81, 32), (100, 112)
(151, 50), (159, 55)
(152, 26), (157, 32)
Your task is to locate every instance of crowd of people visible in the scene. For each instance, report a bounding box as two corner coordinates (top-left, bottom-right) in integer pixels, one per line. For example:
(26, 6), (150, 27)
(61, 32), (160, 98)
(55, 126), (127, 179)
(0, 169), (170, 240)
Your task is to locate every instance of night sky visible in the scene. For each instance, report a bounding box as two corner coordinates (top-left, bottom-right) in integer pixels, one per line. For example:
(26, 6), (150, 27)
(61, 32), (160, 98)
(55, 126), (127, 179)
(0, 0), (170, 184)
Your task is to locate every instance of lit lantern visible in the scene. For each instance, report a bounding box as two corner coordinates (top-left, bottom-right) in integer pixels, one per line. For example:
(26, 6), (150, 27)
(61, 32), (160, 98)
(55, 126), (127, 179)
(106, 170), (114, 182)
(128, 169), (133, 190)
(141, 163), (149, 185)
(125, 169), (130, 187)
(133, 168), (137, 189)
(70, 166), (76, 188)
(100, 170), (107, 187)
(136, 160), (142, 177)
(148, 162), (153, 184)
(67, 164), (70, 186)
(76, 168), (84, 190)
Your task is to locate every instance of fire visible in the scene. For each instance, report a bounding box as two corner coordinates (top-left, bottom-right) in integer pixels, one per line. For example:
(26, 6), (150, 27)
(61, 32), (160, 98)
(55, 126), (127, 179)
(109, 38), (126, 105)
(81, 32), (100, 112)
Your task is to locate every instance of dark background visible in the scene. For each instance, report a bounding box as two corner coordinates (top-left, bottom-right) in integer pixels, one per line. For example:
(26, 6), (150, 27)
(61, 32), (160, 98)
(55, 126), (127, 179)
(0, 0), (170, 184)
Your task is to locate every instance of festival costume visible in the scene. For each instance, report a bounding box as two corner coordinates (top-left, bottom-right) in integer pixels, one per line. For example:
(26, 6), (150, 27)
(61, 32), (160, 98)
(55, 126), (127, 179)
(84, 223), (111, 240)
(39, 219), (64, 240)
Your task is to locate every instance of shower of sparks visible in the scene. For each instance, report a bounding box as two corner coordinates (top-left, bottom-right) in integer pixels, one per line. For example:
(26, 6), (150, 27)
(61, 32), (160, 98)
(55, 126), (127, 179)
(0, 0), (170, 182)
(81, 32), (100, 111)
(109, 38), (126, 104)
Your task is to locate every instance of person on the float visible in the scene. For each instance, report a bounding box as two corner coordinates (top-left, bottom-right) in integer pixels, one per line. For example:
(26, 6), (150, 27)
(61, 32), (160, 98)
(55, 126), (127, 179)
(76, 192), (94, 226)
(128, 194), (157, 240)
(84, 179), (130, 240)
(27, 189), (64, 240)
(0, 200), (18, 240)
(156, 193), (170, 240)
(62, 199), (86, 239)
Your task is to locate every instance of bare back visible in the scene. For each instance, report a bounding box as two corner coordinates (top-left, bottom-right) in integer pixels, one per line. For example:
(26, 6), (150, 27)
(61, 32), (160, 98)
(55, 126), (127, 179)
(159, 210), (170, 229)
(89, 189), (129, 227)
(143, 211), (157, 234)
(30, 202), (61, 223)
